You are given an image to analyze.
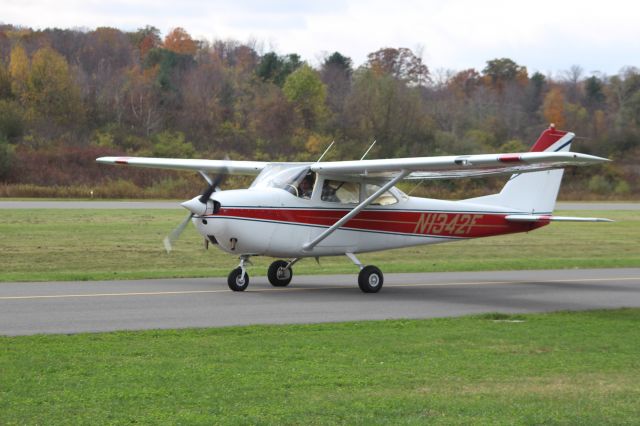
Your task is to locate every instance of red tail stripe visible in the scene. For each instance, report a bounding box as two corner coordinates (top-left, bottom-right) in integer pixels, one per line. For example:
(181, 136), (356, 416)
(530, 126), (568, 152)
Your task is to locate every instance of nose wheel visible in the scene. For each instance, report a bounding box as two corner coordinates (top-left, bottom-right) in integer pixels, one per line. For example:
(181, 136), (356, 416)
(227, 267), (249, 291)
(228, 255), (251, 291)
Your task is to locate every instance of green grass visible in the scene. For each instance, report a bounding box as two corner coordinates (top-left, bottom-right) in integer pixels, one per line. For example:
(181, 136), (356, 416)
(0, 209), (638, 282)
(1, 309), (639, 424)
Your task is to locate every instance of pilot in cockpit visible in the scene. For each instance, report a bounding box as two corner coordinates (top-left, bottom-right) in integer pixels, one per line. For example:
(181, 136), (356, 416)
(298, 174), (315, 199)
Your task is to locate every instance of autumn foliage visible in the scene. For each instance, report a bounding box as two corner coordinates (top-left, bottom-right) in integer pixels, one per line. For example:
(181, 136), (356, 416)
(163, 27), (197, 55)
(0, 24), (637, 199)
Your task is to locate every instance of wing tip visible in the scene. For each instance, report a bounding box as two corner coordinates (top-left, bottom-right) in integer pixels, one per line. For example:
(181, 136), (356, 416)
(96, 156), (130, 165)
(505, 214), (614, 223)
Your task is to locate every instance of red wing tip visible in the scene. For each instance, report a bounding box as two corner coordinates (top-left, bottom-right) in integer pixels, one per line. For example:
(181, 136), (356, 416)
(114, 157), (131, 164)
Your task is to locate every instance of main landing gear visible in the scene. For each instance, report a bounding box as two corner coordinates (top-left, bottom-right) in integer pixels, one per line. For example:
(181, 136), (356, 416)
(268, 259), (298, 287)
(226, 254), (383, 293)
(346, 252), (384, 293)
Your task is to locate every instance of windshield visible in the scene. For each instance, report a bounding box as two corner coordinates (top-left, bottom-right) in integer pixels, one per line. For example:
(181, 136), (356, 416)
(250, 164), (310, 192)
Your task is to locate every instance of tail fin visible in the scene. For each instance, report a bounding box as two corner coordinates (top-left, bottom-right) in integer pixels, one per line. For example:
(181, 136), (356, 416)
(466, 125), (575, 213)
(529, 125), (574, 153)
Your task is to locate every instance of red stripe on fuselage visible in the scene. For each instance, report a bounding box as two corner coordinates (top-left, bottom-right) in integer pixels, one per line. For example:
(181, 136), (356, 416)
(213, 208), (546, 238)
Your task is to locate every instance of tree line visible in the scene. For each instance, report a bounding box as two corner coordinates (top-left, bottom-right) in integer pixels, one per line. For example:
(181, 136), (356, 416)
(0, 25), (637, 198)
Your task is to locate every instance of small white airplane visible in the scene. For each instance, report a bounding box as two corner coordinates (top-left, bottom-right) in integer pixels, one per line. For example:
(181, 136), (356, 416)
(98, 125), (611, 293)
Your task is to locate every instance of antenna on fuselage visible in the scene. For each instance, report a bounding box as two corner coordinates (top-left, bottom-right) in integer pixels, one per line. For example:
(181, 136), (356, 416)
(360, 140), (377, 160)
(315, 140), (335, 163)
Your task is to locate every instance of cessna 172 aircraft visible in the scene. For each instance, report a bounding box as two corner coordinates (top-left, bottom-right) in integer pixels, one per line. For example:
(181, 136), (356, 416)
(97, 125), (611, 293)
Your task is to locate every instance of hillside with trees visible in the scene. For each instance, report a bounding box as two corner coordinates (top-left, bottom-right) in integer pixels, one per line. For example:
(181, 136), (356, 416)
(0, 25), (637, 199)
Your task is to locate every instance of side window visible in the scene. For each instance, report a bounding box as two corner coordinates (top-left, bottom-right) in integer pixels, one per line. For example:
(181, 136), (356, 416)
(321, 180), (360, 204)
(364, 184), (398, 205)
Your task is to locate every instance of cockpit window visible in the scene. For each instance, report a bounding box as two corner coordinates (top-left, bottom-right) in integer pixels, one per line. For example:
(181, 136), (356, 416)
(297, 172), (315, 199)
(250, 164), (315, 199)
(321, 179), (360, 204)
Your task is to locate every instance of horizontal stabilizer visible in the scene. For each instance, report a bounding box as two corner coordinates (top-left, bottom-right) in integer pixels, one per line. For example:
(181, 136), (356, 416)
(505, 215), (613, 223)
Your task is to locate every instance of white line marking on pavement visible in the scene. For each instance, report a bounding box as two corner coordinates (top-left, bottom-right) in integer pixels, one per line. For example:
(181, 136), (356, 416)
(1, 277), (637, 300)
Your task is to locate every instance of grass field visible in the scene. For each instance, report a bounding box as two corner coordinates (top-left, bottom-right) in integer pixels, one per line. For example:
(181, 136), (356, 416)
(0, 209), (638, 282)
(1, 309), (639, 424)
(1, 208), (639, 424)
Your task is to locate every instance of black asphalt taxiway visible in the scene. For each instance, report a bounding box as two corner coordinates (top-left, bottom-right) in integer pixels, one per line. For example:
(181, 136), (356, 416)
(1, 268), (639, 336)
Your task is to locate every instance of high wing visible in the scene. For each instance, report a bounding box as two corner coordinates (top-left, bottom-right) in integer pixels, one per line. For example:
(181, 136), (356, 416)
(96, 156), (268, 176)
(97, 151), (608, 180)
(311, 151), (608, 180)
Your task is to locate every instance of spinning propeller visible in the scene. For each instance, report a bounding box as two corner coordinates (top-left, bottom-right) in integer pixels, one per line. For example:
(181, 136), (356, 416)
(163, 171), (225, 253)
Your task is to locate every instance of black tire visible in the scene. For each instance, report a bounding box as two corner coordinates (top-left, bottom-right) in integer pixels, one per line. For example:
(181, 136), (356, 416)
(268, 260), (293, 287)
(358, 265), (383, 293)
(228, 267), (249, 291)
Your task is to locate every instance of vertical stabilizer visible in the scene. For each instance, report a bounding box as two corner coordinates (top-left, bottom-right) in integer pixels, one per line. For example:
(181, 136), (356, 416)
(465, 125), (575, 213)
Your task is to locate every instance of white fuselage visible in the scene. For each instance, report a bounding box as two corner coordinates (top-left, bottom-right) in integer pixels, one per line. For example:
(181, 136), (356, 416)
(192, 186), (541, 259)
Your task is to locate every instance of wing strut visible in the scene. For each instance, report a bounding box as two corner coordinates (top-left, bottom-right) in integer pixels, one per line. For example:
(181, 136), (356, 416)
(302, 170), (409, 251)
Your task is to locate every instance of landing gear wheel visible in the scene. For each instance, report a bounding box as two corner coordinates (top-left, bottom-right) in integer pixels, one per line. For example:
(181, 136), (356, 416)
(268, 260), (293, 287)
(358, 265), (383, 293)
(228, 267), (249, 291)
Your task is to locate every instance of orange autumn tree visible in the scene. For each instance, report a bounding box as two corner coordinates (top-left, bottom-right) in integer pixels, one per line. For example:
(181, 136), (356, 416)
(163, 27), (197, 56)
(542, 86), (566, 129)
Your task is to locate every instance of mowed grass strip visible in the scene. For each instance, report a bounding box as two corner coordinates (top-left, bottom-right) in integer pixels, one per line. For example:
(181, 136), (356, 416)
(1, 309), (639, 424)
(0, 209), (638, 282)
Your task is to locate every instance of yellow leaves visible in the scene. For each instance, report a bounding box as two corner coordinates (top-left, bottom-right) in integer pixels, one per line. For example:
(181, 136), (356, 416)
(515, 68), (529, 87)
(28, 47), (82, 122)
(9, 44), (29, 99)
(9, 45), (82, 123)
(593, 110), (607, 137)
(163, 27), (197, 56)
(0, 58), (12, 99)
(449, 69), (480, 99)
(542, 87), (566, 129)
(305, 133), (324, 154)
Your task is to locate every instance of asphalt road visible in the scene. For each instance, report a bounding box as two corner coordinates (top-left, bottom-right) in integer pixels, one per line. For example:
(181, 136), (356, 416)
(1, 268), (639, 336)
(0, 201), (639, 210)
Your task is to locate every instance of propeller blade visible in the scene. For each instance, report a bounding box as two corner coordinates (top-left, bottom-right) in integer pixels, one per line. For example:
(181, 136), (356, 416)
(163, 212), (194, 253)
(198, 172), (226, 203)
(198, 184), (216, 204)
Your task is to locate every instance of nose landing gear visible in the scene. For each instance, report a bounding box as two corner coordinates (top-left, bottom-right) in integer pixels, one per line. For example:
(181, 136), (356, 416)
(227, 255), (251, 291)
